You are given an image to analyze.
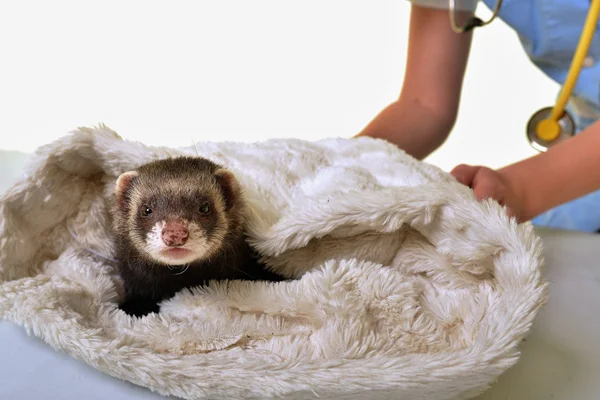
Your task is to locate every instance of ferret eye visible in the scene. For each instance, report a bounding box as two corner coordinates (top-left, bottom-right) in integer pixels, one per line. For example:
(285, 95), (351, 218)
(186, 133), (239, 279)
(141, 205), (152, 217)
(199, 202), (210, 214)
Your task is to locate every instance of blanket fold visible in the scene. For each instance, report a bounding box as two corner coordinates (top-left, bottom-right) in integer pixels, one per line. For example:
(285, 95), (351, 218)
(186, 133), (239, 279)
(0, 125), (547, 400)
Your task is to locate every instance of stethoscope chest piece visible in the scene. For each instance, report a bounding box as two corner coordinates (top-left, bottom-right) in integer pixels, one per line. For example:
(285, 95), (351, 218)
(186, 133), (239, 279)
(526, 106), (575, 152)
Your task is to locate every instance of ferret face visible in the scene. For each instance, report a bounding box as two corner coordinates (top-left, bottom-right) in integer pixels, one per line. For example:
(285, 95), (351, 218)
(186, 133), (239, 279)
(113, 157), (243, 266)
(131, 188), (227, 265)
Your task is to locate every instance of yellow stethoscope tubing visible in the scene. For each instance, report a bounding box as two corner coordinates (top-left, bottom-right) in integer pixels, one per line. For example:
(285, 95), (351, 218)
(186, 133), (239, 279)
(536, 0), (600, 141)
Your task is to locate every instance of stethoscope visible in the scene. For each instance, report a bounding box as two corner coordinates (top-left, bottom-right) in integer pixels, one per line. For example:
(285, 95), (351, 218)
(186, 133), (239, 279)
(449, 0), (600, 152)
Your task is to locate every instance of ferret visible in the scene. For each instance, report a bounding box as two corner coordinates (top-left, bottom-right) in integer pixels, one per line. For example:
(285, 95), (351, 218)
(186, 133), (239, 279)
(110, 156), (284, 317)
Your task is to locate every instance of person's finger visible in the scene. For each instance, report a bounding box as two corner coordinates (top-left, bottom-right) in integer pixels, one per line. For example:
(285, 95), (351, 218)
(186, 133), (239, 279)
(471, 167), (505, 203)
(450, 164), (480, 187)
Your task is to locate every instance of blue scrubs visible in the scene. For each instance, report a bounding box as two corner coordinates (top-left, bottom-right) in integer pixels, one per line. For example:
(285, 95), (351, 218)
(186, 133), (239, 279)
(479, 0), (600, 232)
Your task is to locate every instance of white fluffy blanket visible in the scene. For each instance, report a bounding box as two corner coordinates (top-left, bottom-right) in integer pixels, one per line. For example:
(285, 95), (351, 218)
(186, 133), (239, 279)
(0, 125), (547, 400)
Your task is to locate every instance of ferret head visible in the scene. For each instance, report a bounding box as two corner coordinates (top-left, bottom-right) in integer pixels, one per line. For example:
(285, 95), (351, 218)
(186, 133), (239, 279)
(112, 156), (246, 266)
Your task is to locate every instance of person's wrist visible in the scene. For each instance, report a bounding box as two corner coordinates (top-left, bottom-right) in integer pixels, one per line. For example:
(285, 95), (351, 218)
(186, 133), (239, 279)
(497, 165), (537, 222)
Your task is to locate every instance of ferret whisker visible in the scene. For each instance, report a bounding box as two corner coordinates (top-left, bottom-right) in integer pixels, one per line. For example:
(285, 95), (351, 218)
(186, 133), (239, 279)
(227, 265), (255, 279)
(171, 264), (190, 275)
(191, 137), (199, 156)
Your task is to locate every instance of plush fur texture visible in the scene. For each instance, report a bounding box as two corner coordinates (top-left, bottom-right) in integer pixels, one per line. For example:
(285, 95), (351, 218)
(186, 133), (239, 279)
(0, 125), (548, 400)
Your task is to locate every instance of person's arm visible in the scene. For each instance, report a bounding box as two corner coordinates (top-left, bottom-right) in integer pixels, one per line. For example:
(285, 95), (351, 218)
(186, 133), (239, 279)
(355, 4), (473, 160)
(501, 121), (600, 220)
(452, 120), (600, 222)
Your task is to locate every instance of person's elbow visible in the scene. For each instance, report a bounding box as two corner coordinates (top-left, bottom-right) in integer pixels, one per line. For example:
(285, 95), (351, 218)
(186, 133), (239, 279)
(357, 95), (459, 159)
(408, 95), (459, 149)
(428, 103), (458, 147)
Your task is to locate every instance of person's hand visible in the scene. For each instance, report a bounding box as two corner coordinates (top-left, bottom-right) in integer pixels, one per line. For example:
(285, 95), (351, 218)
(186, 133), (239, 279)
(450, 164), (529, 222)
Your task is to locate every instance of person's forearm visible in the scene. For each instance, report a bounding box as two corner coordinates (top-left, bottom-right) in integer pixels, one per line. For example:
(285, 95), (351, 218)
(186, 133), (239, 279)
(355, 97), (454, 160)
(500, 121), (600, 220)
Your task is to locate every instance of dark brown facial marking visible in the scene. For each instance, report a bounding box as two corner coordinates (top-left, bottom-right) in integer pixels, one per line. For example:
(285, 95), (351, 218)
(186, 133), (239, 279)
(161, 220), (189, 247)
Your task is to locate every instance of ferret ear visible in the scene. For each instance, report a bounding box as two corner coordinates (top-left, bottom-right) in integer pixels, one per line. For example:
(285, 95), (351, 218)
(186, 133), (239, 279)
(115, 171), (139, 208)
(214, 169), (241, 211)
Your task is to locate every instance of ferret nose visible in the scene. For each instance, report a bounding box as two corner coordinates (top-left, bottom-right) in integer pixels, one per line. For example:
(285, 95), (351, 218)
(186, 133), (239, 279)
(161, 221), (189, 247)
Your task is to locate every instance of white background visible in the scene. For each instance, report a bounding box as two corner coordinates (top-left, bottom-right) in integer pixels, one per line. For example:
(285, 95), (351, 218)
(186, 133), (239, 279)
(0, 0), (559, 171)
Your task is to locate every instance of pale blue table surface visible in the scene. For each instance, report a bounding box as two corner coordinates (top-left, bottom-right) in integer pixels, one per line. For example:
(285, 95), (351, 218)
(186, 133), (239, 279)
(1, 150), (599, 400)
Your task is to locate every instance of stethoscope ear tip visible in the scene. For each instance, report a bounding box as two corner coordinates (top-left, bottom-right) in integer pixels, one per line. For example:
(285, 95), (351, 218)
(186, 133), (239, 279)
(526, 107), (575, 152)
